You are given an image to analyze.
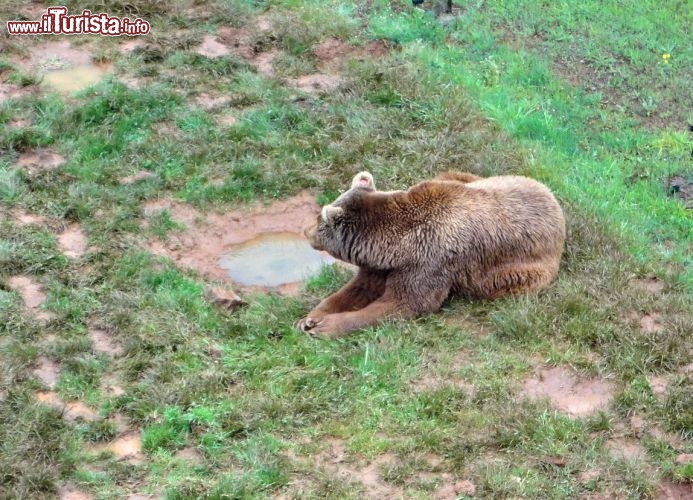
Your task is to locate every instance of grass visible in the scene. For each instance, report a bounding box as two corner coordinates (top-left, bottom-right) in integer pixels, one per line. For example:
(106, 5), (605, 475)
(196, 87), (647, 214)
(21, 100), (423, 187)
(0, 0), (691, 498)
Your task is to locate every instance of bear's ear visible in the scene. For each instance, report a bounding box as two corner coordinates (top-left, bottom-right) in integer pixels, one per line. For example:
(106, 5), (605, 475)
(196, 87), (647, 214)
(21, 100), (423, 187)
(321, 204), (344, 223)
(351, 171), (376, 191)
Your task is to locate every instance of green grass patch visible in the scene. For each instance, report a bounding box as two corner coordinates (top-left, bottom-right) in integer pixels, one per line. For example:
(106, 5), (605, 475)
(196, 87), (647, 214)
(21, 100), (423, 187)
(0, 1), (690, 498)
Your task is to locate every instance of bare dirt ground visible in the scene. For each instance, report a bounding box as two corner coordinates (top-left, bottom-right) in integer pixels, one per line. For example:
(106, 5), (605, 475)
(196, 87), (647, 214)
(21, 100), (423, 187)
(8, 275), (56, 322)
(144, 192), (324, 294)
(15, 148), (65, 175)
(521, 366), (615, 417)
(196, 23), (390, 94)
(285, 437), (477, 498)
(57, 223), (88, 259)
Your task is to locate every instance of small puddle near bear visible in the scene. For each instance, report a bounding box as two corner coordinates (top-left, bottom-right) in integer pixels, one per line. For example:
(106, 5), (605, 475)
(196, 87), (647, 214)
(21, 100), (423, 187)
(218, 232), (334, 287)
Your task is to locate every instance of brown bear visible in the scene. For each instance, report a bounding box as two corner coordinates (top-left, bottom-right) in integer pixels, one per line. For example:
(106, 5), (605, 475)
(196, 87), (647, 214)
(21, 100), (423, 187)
(298, 171), (565, 338)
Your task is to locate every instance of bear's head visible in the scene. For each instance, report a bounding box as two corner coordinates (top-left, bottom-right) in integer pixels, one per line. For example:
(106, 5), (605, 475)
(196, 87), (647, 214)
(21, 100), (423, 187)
(304, 171), (376, 256)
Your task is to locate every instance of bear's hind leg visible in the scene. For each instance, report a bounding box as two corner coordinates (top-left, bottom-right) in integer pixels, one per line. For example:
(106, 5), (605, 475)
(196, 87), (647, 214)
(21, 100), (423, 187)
(474, 260), (559, 299)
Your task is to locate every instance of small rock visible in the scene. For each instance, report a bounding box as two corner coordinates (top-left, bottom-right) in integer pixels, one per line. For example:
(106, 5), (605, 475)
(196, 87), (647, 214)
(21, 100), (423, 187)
(205, 286), (247, 311)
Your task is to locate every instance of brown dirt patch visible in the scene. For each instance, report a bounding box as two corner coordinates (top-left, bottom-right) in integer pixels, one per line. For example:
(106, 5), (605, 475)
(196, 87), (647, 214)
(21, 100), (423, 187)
(312, 39), (390, 72)
(89, 328), (124, 357)
(17, 40), (92, 71)
(92, 430), (146, 464)
(36, 391), (99, 422)
(313, 38), (354, 67)
(639, 313), (664, 333)
(143, 192), (323, 294)
(174, 447), (204, 464)
(606, 437), (646, 461)
(8, 118), (32, 128)
(57, 223), (87, 259)
(119, 38), (145, 55)
(101, 373), (126, 397)
(20, 2), (49, 20)
(217, 27), (255, 59)
(217, 113), (238, 126)
(0, 83), (21, 104)
(195, 92), (231, 110)
(59, 484), (94, 500)
(634, 276), (665, 294)
(253, 49), (280, 77)
(120, 75), (145, 90)
(287, 73), (344, 93)
(629, 414), (646, 437)
(435, 479), (476, 499)
(680, 363), (693, 375)
(32, 356), (61, 388)
(120, 170), (155, 185)
(216, 26), (279, 76)
(8, 275), (55, 321)
(195, 34), (232, 58)
(255, 15), (273, 32)
(522, 366), (615, 417)
(16, 148), (65, 175)
(14, 40), (111, 93)
(282, 39), (390, 94)
(658, 482), (693, 500)
(11, 208), (47, 226)
(647, 375), (669, 398)
(108, 412), (131, 434)
(314, 439), (402, 497)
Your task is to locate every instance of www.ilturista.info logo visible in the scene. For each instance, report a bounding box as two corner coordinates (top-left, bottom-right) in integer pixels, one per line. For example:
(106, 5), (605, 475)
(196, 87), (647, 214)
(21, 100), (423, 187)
(6, 6), (150, 36)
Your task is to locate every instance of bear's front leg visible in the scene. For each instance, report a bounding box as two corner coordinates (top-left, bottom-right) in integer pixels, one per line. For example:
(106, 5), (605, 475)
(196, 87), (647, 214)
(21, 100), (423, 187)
(301, 269), (451, 338)
(297, 267), (387, 332)
(302, 297), (410, 338)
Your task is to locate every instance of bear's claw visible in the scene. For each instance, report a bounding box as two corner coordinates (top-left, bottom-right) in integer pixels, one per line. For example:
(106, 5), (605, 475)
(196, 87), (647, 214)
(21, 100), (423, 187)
(297, 317), (317, 333)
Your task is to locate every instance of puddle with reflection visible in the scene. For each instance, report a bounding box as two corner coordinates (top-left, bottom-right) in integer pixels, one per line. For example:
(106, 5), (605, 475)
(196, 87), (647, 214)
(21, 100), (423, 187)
(219, 232), (334, 287)
(41, 63), (112, 93)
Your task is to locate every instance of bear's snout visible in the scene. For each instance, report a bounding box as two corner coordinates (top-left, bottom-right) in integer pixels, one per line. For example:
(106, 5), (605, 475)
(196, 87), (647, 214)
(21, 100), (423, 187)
(304, 223), (324, 251)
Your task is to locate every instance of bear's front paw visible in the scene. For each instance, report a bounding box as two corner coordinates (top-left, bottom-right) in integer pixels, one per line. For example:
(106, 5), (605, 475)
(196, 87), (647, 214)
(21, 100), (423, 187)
(296, 317), (318, 333)
(298, 314), (350, 339)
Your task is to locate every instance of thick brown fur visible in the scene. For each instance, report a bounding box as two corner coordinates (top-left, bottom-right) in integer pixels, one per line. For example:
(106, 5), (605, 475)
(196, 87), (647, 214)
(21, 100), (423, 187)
(299, 171), (566, 338)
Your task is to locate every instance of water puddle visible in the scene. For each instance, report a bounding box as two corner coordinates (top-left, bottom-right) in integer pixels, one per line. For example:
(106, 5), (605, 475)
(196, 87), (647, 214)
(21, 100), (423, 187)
(218, 232), (334, 287)
(41, 63), (112, 93)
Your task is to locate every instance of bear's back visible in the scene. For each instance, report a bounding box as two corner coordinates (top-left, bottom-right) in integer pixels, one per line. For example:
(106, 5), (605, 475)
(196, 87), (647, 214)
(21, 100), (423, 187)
(436, 175), (565, 264)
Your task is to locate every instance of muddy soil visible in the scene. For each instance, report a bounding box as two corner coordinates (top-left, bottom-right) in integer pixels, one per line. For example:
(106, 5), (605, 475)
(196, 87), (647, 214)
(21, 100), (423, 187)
(144, 192), (338, 294)
(7, 275), (55, 322)
(522, 366), (615, 417)
(667, 173), (693, 209)
(14, 40), (112, 93)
